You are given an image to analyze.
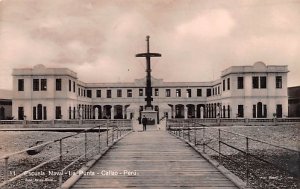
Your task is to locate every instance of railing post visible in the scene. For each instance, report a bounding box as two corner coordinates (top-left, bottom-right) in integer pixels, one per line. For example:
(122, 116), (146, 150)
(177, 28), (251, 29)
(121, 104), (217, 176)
(246, 137), (249, 186)
(218, 129), (221, 165)
(98, 125), (101, 153)
(58, 139), (63, 188)
(203, 125), (205, 153)
(106, 122), (109, 146)
(188, 126), (191, 142)
(4, 157), (9, 189)
(194, 124), (197, 145)
(84, 131), (87, 160)
(112, 125), (115, 143)
(181, 123), (184, 138)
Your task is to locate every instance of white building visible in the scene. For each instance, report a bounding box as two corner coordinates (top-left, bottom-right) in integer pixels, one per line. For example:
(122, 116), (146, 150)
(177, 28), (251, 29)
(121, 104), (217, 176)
(12, 62), (288, 121)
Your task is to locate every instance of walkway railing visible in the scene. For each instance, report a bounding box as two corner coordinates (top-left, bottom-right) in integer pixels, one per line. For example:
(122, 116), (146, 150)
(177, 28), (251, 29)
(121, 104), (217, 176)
(167, 121), (299, 189)
(166, 118), (300, 126)
(0, 120), (132, 189)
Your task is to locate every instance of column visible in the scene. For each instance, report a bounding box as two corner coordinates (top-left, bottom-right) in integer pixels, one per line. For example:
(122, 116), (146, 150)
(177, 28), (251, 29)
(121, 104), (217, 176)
(111, 106), (114, 120)
(95, 108), (99, 119)
(168, 111), (172, 119)
(194, 105), (197, 118)
(102, 107), (105, 119)
(126, 111), (131, 120)
(200, 106), (204, 119)
(123, 106), (126, 119)
(184, 106), (188, 119)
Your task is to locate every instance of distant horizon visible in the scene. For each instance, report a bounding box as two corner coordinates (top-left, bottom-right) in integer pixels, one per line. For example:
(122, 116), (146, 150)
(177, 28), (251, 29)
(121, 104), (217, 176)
(1, 0), (299, 89)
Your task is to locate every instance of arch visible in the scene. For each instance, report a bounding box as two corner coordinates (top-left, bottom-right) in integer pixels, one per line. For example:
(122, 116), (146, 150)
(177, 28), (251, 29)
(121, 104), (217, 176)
(196, 104), (205, 118)
(93, 105), (102, 119)
(114, 105), (123, 119)
(186, 104), (195, 118)
(175, 104), (184, 118)
(103, 105), (112, 119)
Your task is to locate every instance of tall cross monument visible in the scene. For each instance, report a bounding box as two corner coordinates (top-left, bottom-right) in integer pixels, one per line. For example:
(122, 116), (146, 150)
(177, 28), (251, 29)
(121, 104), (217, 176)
(136, 36), (161, 110)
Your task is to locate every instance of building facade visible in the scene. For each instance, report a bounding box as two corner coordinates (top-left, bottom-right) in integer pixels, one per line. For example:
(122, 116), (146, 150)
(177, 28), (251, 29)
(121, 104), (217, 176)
(12, 62), (288, 121)
(0, 89), (12, 120)
(288, 86), (300, 117)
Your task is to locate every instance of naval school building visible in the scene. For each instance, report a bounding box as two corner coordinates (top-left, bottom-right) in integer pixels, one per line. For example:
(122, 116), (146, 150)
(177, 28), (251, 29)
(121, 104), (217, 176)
(12, 62), (288, 121)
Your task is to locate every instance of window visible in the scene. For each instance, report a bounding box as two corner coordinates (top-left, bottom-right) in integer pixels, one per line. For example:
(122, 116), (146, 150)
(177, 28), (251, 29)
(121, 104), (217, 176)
(117, 89), (122, 97)
(37, 104), (42, 120)
(212, 88), (215, 96)
(166, 89), (171, 97)
(252, 77), (259, 89)
(69, 107), (72, 119)
(155, 88), (159, 96)
(33, 107), (36, 120)
(238, 105), (244, 118)
(176, 89), (181, 97)
(87, 90), (92, 98)
(237, 77), (244, 89)
(33, 79), (39, 91)
(127, 89), (132, 97)
(18, 79), (24, 91)
(18, 107), (24, 120)
(73, 107), (76, 119)
(206, 89), (211, 97)
(276, 76), (282, 88)
(56, 106), (61, 119)
(263, 104), (267, 118)
(197, 89), (202, 97)
(69, 80), (72, 92)
(227, 78), (230, 90)
(56, 79), (62, 91)
(254, 102), (267, 118)
(73, 81), (76, 93)
(41, 79), (47, 91)
(107, 90), (111, 98)
(260, 76), (266, 88)
(276, 104), (282, 118)
(139, 89), (143, 96)
(78, 88), (81, 96)
(218, 86), (220, 94)
(96, 90), (101, 97)
(227, 105), (231, 118)
(43, 106), (47, 120)
(223, 80), (225, 91)
(84, 90), (86, 97)
(186, 89), (191, 98)
(253, 105), (256, 118)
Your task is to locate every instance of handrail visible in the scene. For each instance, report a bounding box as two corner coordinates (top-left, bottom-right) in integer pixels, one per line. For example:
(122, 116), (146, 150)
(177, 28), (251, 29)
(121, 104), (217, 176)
(0, 120), (133, 188)
(219, 129), (299, 152)
(0, 124), (104, 160)
(167, 121), (299, 189)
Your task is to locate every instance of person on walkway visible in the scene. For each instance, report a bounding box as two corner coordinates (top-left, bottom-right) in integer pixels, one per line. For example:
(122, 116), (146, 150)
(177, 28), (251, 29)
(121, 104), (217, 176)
(142, 115), (147, 131)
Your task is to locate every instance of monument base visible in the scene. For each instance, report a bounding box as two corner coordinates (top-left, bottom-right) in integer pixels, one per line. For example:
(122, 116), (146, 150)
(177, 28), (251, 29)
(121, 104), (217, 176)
(141, 110), (157, 130)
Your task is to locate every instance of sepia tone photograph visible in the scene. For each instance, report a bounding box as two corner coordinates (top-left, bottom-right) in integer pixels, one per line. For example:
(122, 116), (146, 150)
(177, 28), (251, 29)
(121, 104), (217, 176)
(0, 0), (299, 188)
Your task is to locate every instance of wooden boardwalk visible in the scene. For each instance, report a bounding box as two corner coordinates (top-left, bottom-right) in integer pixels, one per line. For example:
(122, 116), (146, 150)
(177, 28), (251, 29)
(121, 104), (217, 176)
(71, 131), (238, 189)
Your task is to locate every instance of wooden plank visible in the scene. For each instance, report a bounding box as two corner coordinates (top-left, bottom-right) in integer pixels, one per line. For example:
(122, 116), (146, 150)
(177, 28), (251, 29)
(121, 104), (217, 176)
(71, 131), (238, 189)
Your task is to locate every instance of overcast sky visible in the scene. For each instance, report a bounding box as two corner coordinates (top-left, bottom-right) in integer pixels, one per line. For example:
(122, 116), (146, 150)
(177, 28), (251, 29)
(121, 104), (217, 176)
(0, 0), (299, 90)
